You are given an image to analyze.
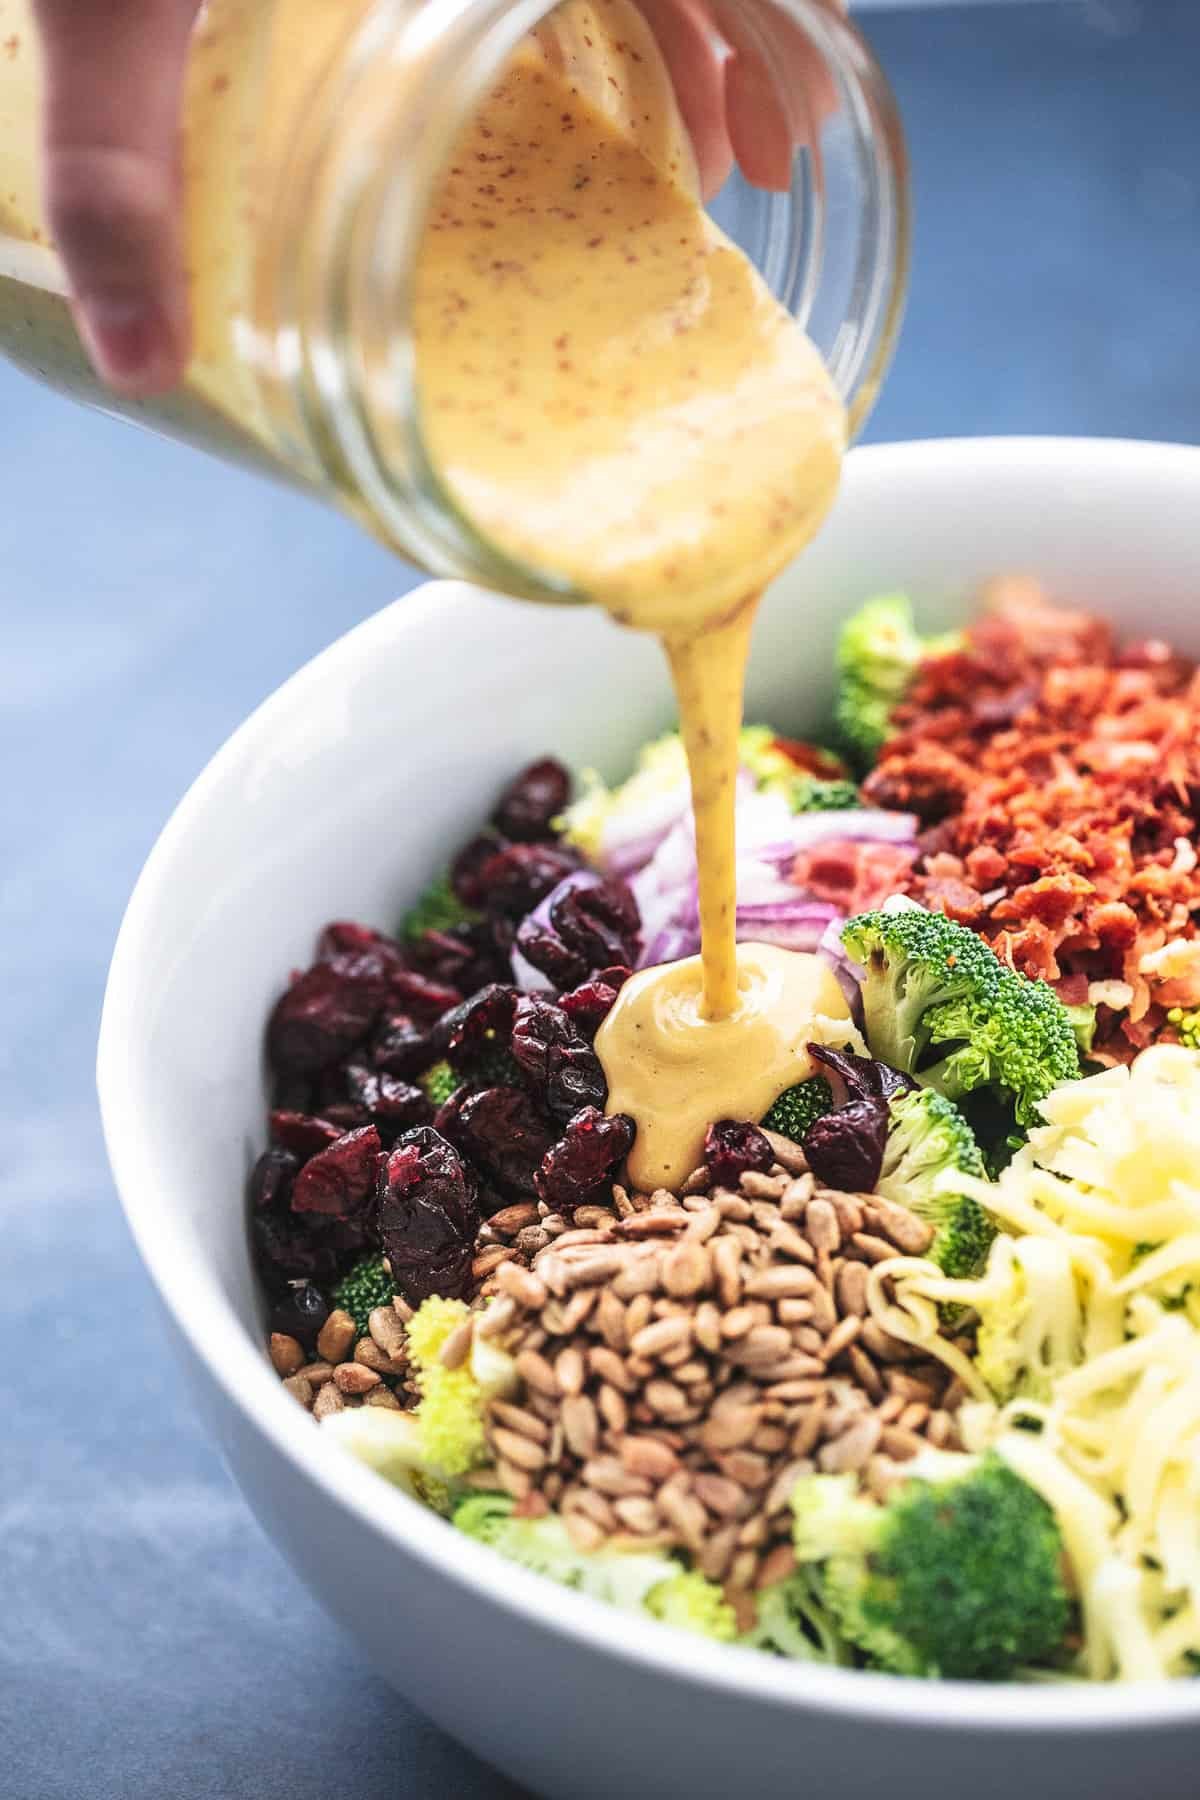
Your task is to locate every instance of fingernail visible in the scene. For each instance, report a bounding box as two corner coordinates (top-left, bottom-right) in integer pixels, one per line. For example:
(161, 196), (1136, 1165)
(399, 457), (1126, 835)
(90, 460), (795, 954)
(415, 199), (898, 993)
(77, 297), (179, 394)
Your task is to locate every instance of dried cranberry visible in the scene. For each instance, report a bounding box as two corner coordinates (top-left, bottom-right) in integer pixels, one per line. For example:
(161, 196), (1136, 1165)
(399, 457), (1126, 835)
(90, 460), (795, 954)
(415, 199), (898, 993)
(291, 1124), (381, 1216)
(492, 757), (571, 841)
(318, 1213), (375, 1256)
(518, 875), (640, 988)
(341, 1064), (432, 1138)
(511, 996), (607, 1121)
(311, 1063), (351, 1114)
(477, 842), (580, 921)
(410, 920), (511, 993)
(268, 1282), (329, 1349)
(370, 1013), (435, 1078)
(474, 1182), (511, 1220)
(453, 1085), (555, 1194)
(808, 1043), (916, 1104)
(375, 1127), (479, 1305)
(319, 1103), (369, 1131)
(450, 831), (508, 908)
(551, 876), (639, 970)
(386, 967), (463, 1023)
(515, 920), (588, 988)
(316, 921), (405, 970)
(269, 1111), (344, 1160)
(536, 1107), (636, 1214)
(248, 1145), (299, 1212)
(486, 914), (516, 962)
(558, 966), (632, 1036)
(432, 1081), (472, 1142)
(252, 1211), (344, 1289)
(704, 1120), (775, 1187)
(271, 1073), (315, 1114)
(437, 982), (519, 1069)
(268, 959), (387, 1074)
(803, 1098), (889, 1192)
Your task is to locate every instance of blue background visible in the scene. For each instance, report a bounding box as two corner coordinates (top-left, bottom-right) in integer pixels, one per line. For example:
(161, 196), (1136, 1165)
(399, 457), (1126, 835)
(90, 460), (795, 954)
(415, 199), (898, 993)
(4, 4), (1197, 1795)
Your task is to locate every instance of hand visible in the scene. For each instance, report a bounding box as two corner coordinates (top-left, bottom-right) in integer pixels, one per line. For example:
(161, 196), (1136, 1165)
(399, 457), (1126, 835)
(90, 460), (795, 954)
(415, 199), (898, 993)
(33, 0), (201, 396)
(637, 0), (847, 198)
(33, 0), (846, 400)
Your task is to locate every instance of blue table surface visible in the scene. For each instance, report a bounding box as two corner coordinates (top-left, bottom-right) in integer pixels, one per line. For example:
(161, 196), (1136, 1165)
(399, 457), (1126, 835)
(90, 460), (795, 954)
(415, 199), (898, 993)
(5, 4), (1199, 1796)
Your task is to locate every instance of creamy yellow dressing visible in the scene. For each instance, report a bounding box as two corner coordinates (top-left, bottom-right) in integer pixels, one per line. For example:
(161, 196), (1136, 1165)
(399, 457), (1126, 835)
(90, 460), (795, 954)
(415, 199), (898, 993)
(413, 2), (844, 1061)
(0, 0), (849, 1167)
(410, 3), (849, 1162)
(664, 609), (758, 1021)
(414, 12), (845, 627)
(598, 945), (853, 1191)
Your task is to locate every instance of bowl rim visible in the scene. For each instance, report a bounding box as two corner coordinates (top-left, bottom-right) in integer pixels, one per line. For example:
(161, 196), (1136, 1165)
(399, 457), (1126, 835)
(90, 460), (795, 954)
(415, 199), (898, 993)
(99, 436), (1200, 1734)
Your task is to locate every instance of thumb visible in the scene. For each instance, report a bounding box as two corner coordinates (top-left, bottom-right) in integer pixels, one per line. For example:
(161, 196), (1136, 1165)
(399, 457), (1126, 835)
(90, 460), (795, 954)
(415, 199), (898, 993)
(33, 0), (201, 395)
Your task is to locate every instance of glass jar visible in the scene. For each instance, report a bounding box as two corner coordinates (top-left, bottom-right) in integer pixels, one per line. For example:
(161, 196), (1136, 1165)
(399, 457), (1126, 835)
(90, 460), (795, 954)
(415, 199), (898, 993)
(0, 0), (908, 601)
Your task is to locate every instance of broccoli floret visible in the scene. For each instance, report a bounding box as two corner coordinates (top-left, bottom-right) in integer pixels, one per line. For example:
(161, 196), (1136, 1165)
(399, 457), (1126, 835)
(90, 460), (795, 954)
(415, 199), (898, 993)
(419, 1059), (461, 1108)
(406, 1296), (490, 1476)
(761, 1077), (834, 1143)
(646, 1571), (738, 1641)
(476, 1041), (523, 1088)
(741, 727), (859, 813)
(792, 1456), (1071, 1679)
(877, 1088), (995, 1278)
(321, 1297), (515, 1507)
(419, 1048), (517, 1106)
(834, 595), (959, 770)
(1168, 1007), (1200, 1051)
(787, 775), (863, 813)
(332, 1253), (396, 1335)
(842, 908), (1085, 1131)
(738, 726), (842, 790)
(406, 1297), (518, 1480)
(739, 1567), (852, 1664)
(401, 872), (479, 943)
(1065, 1003), (1097, 1058)
(454, 1494), (735, 1638)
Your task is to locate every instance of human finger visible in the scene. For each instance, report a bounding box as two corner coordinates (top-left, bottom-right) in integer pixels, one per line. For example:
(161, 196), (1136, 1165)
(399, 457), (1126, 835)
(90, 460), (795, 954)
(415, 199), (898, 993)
(33, 0), (200, 393)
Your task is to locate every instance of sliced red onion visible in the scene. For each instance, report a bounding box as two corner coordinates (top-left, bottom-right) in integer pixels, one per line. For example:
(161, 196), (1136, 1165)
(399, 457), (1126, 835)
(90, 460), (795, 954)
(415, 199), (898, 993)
(754, 840), (816, 870)
(585, 775), (919, 987)
(738, 919), (832, 954)
(786, 810), (919, 849)
(642, 925), (699, 966)
(597, 790), (690, 877)
(736, 900), (843, 927)
(819, 914), (866, 1021)
(605, 829), (680, 879)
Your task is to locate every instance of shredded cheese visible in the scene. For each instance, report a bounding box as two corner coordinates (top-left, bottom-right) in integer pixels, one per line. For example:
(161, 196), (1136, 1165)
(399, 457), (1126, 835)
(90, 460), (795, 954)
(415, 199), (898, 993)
(868, 1047), (1200, 1680)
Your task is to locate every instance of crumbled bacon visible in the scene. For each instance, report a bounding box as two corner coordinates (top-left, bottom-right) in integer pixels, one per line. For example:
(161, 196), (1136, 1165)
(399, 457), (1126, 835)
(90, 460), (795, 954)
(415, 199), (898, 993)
(790, 838), (918, 917)
(867, 586), (1200, 1061)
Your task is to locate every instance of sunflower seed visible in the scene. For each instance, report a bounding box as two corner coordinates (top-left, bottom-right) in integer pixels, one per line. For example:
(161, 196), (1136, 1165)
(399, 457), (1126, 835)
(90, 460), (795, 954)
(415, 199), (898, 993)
(515, 1349), (560, 1396)
(491, 1427), (547, 1472)
(630, 1315), (693, 1360)
(818, 1413), (882, 1473)
(494, 1262), (549, 1310)
(743, 1265), (816, 1301)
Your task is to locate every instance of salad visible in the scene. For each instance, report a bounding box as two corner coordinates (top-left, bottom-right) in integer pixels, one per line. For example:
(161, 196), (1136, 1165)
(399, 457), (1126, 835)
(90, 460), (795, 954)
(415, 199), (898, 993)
(251, 584), (1200, 1684)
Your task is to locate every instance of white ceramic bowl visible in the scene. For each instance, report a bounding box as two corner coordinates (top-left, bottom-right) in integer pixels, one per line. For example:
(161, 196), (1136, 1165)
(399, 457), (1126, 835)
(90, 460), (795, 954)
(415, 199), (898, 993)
(99, 439), (1200, 1800)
